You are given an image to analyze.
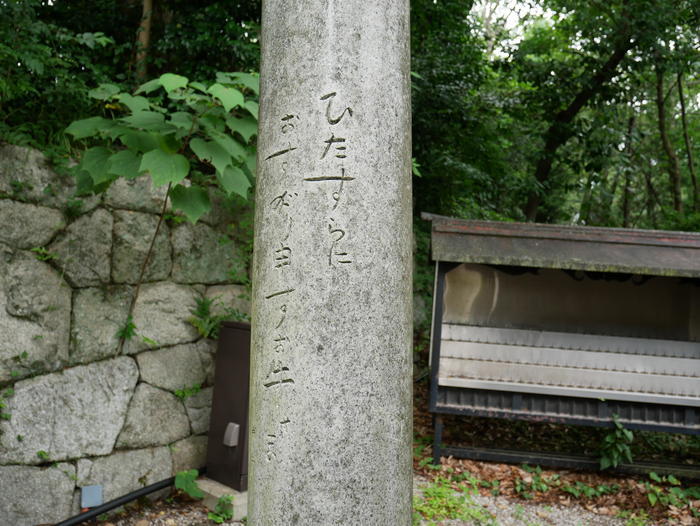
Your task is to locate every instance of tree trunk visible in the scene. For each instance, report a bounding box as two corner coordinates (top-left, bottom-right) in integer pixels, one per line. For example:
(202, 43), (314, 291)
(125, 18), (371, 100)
(677, 72), (698, 211)
(622, 114), (636, 227)
(524, 31), (635, 221)
(134, 0), (153, 82)
(655, 64), (683, 213)
(644, 169), (660, 229)
(249, 1), (412, 524)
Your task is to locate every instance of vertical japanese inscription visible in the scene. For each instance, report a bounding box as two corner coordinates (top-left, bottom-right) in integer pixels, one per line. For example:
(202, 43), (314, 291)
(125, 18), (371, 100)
(304, 91), (356, 264)
(260, 113), (303, 462)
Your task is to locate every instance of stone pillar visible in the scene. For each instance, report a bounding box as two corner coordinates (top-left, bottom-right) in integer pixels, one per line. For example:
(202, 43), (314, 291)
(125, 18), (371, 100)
(248, 1), (412, 524)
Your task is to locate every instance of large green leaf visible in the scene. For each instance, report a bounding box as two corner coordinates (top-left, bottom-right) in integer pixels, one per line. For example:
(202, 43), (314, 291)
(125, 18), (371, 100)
(170, 184), (211, 223)
(243, 101), (259, 119)
(118, 130), (159, 152)
(208, 83), (244, 112)
(122, 111), (166, 130)
(169, 111), (194, 130)
(107, 150), (142, 179)
(117, 93), (150, 113)
(209, 130), (246, 162)
(226, 116), (258, 143)
(216, 72), (260, 95)
(66, 117), (113, 139)
(140, 149), (190, 187)
(190, 138), (232, 174)
(135, 78), (161, 94)
(81, 147), (114, 185)
(88, 84), (120, 100)
(159, 73), (188, 92)
(218, 165), (251, 198)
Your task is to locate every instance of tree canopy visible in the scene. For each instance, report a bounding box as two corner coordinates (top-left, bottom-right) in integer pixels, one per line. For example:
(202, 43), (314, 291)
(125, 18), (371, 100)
(2, 0), (700, 232)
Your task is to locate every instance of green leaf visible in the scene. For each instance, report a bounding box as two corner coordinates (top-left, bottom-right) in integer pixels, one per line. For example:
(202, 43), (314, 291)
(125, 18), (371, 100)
(170, 184), (211, 223)
(599, 456), (611, 470)
(107, 150), (142, 179)
(174, 469), (204, 499)
(117, 93), (150, 113)
(81, 147), (114, 185)
(647, 492), (658, 506)
(244, 101), (259, 119)
(169, 112), (194, 130)
(226, 116), (258, 143)
(135, 78), (161, 94)
(159, 73), (189, 92)
(649, 472), (662, 483)
(88, 84), (120, 100)
(245, 152), (256, 178)
(217, 72), (260, 94)
(189, 81), (208, 92)
(209, 130), (246, 162)
(140, 149), (189, 187)
(121, 111), (166, 130)
(118, 130), (159, 152)
(218, 165), (251, 198)
(66, 117), (113, 139)
(74, 170), (94, 196)
(208, 83), (244, 112)
(190, 138), (232, 174)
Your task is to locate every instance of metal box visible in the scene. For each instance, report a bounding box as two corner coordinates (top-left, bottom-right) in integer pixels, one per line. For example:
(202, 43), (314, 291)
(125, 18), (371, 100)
(206, 322), (250, 491)
(426, 216), (700, 462)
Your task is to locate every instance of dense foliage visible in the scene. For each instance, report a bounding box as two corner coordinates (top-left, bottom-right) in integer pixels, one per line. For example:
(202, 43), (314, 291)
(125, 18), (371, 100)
(1, 0), (699, 231)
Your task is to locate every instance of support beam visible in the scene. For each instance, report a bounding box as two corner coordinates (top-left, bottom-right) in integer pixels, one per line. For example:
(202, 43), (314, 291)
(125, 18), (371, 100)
(248, 1), (412, 524)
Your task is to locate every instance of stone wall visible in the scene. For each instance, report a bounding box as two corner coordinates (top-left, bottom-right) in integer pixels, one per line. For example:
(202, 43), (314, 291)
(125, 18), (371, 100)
(0, 144), (250, 525)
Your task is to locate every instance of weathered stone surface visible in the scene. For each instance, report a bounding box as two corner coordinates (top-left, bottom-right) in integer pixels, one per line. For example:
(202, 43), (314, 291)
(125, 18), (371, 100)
(197, 338), (217, 385)
(123, 282), (200, 354)
(0, 144), (100, 210)
(184, 387), (213, 435)
(77, 447), (172, 502)
(136, 341), (211, 392)
(249, 2), (412, 523)
(0, 463), (76, 526)
(0, 245), (71, 382)
(171, 435), (208, 474)
(49, 208), (113, 287)
(112, 210), (172, 283)
(171, 223), (241, 284)
(70, 286), (132, 365)
(104, 174), (171, 214)
(116, 383), (191, 448)
(0, 200), (65, 249)
(204, 284), (251, 319)
(0, 357), (138, 464)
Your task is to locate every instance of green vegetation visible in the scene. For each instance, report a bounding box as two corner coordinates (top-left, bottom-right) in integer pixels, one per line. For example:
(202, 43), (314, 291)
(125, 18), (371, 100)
(174, 469), (203, 500)
(188, 296), (247, 339)
(208, 494), (234, 523)
(599, 414), (635, 469)
(412, 477), (498, 525)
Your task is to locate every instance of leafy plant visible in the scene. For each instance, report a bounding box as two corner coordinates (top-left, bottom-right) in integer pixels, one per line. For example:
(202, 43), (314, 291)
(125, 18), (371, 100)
(208, 494), (234, 523)
(514, 465), (559, 500)
(188, 296), (247, 339)
(644, 471), (700, 512)
(174, 384), (201, 401)
(412, 477), (497, 526)
(116, 316), (136, 341)
(36, 450), (50, 461)
(0, 388), (14, 421)
(174, 469), (203, 499)
(599, 414), (634, 469)
(562, 481), (620, 499)
(66, 71), (258, 224)
(30, 247), (57, 262)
